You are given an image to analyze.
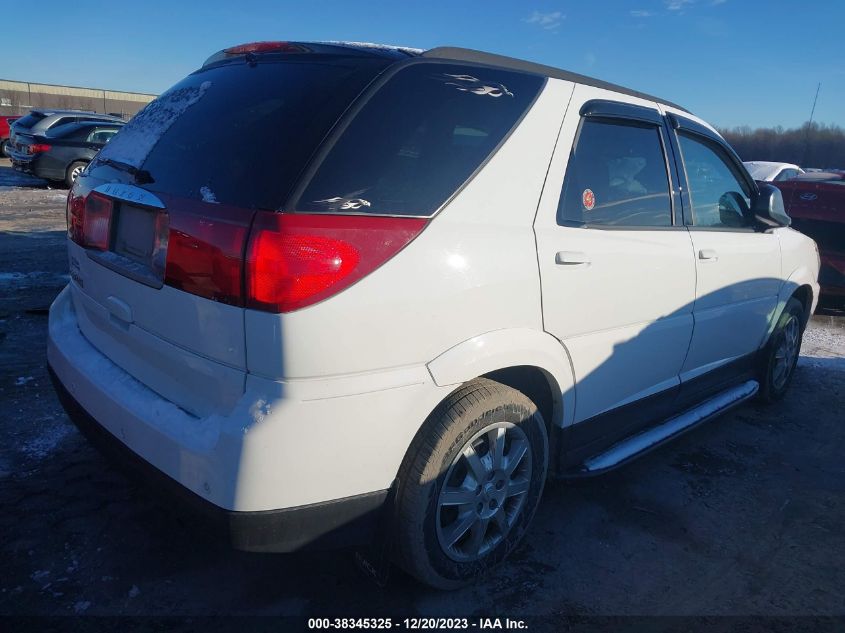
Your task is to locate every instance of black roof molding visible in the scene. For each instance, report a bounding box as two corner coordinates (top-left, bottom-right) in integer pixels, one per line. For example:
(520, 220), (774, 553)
(423, 47), (688, 113)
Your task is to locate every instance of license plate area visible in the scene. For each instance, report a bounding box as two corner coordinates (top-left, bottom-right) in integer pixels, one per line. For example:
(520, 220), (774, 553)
(87, 201), (169, 289)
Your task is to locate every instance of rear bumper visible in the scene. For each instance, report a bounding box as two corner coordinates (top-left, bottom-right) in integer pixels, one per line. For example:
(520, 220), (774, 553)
(47, 284), (444, 550)
(49, 365), (389, 552)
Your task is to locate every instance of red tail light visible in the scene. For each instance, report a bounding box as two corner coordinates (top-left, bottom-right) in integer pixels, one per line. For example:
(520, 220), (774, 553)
(28, 143), (51, 154)
(164, 214), (247, 306)
(66, 190), (113, 251)
(246, 213), (427, 313)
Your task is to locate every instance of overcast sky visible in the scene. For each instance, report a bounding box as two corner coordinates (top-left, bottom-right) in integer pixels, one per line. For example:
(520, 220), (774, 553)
(1, 0), (842, 129)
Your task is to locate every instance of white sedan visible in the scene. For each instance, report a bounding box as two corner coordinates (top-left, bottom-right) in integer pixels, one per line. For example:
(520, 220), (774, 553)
(744, 160), (804, 182)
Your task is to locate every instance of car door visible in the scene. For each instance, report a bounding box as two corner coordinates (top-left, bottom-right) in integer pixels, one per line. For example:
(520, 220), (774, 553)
(534, 88), (696, 426)
(667, 115), (781, 388)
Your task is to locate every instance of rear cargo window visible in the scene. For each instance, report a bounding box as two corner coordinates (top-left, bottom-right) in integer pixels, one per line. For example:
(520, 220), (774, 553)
(12, 112), (45, 129)
(293, 62), (545, 216)
(92, 58), (390, 209)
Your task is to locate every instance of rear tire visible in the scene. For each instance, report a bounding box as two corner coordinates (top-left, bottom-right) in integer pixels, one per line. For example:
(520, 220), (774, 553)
(394, 378), (548, 589)
(758, 297), (804, 403)
(65, 161), (88, 187)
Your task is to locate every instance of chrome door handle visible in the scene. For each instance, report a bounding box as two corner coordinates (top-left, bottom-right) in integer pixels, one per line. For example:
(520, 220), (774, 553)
(698, 249), (718, 261)
(555, 251), (591, 266)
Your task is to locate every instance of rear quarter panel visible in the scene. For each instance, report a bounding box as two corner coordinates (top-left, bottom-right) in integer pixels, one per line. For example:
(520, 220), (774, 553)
(245, 78), (575, 380)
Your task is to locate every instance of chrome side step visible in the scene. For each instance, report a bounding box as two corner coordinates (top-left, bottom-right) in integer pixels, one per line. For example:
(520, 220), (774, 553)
(580, 380), (759, 475)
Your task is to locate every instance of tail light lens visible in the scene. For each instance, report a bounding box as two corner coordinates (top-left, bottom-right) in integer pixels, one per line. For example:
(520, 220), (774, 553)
(245, 213), (427, 313)
(164, 214), (247, 306)
(66, 190), (113, 251)
(28, 143), (51, 154)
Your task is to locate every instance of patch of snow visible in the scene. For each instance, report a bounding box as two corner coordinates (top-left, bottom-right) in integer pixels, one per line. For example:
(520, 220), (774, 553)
(21, 422), (73, 459)
(15, 376), (34, 386)
(199, 186), (219, 204)
(128, 585), (140, 598)
(0, 169), (48, 188)
(98, 81), (212, 169)
(50, 289), (219, 451)
(73, 601), (91, 614)
(31, 570), (50, 582)
(0, 271), (70, 289)
(320, 40), (422, 54)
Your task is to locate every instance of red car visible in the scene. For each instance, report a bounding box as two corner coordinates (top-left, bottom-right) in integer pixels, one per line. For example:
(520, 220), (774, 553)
(1, 115), (21, 156)
(774, 171), (845, 308)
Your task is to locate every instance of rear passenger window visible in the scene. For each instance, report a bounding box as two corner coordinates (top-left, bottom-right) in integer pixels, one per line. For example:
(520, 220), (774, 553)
(557, 119), (672, 227)
(295, 63), (544, 217)
(678, 133), (752, 229)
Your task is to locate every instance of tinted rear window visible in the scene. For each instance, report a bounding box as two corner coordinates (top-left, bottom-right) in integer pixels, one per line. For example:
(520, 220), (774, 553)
(294, 62), (544, 216)
(92, 58), (390, 209)
(12, 113), (45, 129)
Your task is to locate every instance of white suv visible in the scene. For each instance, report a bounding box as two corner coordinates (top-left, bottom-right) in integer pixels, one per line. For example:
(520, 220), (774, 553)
(47, 42), (820, 589)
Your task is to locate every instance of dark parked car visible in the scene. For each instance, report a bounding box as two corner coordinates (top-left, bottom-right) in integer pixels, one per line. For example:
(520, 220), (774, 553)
(1, 115), (21, 156)
(8, 109), (123, 150)
(775, 171), (845, 308)
(9, 121), (123, 186)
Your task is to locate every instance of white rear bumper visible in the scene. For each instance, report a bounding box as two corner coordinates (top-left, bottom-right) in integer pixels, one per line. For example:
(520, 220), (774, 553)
(48, 285), (448, 512)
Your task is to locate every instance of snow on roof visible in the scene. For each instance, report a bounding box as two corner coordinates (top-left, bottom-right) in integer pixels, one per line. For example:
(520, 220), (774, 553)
(743, 161), (802, 181)
(319, 41), (422, 55)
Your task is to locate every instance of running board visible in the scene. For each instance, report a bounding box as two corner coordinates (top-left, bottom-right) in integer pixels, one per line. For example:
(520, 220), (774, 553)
(576, 380), (759, 476)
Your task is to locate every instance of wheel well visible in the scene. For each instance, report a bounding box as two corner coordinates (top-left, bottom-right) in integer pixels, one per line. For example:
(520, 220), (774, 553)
(792, 285), (813, 327)
(481, 366), (558, 433)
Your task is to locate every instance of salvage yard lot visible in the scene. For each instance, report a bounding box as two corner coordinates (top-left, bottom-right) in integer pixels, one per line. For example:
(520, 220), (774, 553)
(0, 162), (843, 620)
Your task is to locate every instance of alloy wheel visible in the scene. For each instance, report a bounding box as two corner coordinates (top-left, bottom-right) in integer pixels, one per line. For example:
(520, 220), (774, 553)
(772, 315), (800, 390)
(436, 422), (533, 562)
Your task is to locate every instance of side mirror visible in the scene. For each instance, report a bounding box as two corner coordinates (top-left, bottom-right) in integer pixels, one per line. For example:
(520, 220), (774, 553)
(752, 183), (791, 228)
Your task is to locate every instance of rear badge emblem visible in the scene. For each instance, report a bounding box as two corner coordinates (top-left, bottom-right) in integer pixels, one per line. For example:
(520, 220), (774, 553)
(799, 193), (818, 201)
(582, 189), (596, 211)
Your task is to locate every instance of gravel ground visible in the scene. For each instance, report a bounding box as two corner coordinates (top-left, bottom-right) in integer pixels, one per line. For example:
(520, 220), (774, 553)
(0, 166), (843, 625)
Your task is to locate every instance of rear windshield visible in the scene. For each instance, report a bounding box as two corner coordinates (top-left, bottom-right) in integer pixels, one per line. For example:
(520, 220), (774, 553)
(12, 112), (46, 129)
(294, 62), (545, 216)
(92, 58), (390, 209)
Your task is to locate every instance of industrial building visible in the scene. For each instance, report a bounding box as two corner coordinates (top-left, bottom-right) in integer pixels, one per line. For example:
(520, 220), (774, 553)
(0, 78), (156, 119)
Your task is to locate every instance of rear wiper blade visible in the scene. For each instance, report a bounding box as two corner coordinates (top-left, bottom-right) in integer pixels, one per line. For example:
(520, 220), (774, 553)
(96, 157), (154, 184)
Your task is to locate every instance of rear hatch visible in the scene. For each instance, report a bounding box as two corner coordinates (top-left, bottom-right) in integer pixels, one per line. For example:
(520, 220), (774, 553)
(11, 133), (35, 157)
(66, 49), (393, 416)
(9, 111), (45, 146)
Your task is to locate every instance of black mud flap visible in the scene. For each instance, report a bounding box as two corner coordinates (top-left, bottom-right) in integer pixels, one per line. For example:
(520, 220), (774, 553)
(352, 479), (398, 587)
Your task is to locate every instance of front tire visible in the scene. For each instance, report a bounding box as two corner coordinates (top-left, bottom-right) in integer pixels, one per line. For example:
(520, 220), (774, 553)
(394, 378), (548, 589)
(1, 139), (10, 157)
(758, 297), (805, 403)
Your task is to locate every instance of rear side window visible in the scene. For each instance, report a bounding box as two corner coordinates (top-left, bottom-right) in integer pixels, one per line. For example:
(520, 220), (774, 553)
(93, 58), (390, 209)
(46, 116), (91, 130)
(775, 168), (799, 181)
(293, 63), (545, 216)
(48, 124), (87, 140)
(558, 119), (672, 227)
